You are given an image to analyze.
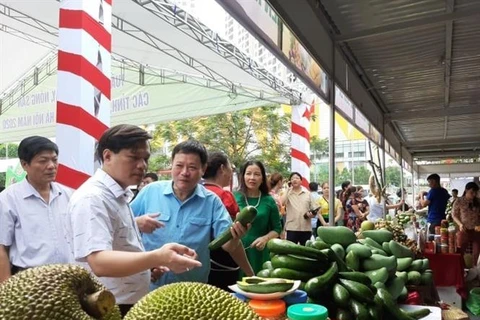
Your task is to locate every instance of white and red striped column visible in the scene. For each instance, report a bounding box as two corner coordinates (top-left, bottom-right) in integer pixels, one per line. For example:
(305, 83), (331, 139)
(291, 99), (315, 189)
(55, 0), (112, 189)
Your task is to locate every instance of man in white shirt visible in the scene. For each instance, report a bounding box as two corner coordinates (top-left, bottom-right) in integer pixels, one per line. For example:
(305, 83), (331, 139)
(0, 136), (72, 283)
(64, 124), (201, 316)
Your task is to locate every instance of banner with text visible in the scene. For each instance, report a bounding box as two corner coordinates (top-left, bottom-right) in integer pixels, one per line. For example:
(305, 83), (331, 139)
(0, 60), (269, 143)
(5, 162), (26, 187)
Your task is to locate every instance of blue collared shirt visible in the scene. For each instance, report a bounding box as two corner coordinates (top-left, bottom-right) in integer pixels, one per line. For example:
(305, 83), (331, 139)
(0, 178), (72, 268)
(130, 180), (232, 289)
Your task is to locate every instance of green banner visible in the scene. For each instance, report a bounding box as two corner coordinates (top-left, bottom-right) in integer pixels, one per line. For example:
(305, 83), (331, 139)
(5, 162), (26, 187)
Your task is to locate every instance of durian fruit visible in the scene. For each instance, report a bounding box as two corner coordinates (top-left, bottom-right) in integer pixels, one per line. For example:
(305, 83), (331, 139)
(125, 282), (261, 320)
(0, 264), (121, 320)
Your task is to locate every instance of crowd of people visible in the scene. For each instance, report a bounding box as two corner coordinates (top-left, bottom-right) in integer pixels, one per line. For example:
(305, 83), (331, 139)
(0, 124), (479, 314)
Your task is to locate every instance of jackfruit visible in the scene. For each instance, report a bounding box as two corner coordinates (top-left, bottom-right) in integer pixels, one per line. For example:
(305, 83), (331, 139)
(124, 282), (261, 320)
(0, 264), (121, 320)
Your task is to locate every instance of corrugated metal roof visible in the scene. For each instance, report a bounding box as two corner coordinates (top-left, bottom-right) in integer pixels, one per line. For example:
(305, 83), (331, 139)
(323, 0), (446, 32)
(450, 19), (480, 104)
(319, 0), (480, 160)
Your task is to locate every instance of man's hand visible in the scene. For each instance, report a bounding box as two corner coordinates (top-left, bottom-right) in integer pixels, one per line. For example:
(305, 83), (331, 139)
(305, 211), (314, 218)
(459, 224), (465, 232)
(229, 221), (250, 240)
(136, 213), (164, 234)
(153, 243), (201, 274)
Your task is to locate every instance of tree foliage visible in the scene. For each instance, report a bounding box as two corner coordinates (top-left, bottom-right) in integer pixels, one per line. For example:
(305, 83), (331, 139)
(353, 166), (371, 185)
(148, 154), (170, 172)
(312, 164), (372, 187)
(385, 166), (401, 187)
(310, 136), (329, 161)
(0, 144), (18, 158)
(147, 153), (171, 180)
(336, 167), (351, 185)
(152, 105), (291, 176)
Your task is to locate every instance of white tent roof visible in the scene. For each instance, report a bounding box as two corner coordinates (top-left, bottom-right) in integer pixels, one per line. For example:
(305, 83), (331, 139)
(1, 0), (301, 142)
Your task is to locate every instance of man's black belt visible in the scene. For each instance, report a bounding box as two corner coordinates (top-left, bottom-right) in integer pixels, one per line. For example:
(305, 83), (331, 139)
(11, 265), (27, 275)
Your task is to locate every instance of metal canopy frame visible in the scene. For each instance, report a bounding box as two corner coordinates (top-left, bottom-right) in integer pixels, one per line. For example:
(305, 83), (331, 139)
(133, 0), (301, 104)
(0, 51), (57, 116)
(1, 0), (302, 117)
(0, 23), (54, 50)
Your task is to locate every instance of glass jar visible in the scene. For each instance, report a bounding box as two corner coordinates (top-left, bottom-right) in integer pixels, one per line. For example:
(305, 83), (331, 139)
(287, 303), (328, 320)
(249, 299), (286, 320)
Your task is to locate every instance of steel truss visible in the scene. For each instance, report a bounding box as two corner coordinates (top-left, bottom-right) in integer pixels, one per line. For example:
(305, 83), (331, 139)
(0, 27), (285, 116)
(1, 0), (303, 116)
(0, 46), (280, 117)
(0, 23), (56, 50)
(110, 3), (300, 104)
(0, 4), (58, 36)
(0, 50), (57, 116)
(131, 0), (302, 102)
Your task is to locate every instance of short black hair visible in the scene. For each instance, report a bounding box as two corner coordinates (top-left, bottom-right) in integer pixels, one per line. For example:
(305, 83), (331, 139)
(427, 173), (440, 184)
(464, 182), (480, 208)
(96, 124), (151, 162)
(18, 136), (58, 164)
(309, 182), (319, 192)
(172, 139), (207, 166)
(289, 172), (303, 181)
(341, 181), (351, 190)
(144, 172), (158, 181)
(203, 151), (229, 179)
(465, 182), (479, 193)
(452, 189), (458, 194)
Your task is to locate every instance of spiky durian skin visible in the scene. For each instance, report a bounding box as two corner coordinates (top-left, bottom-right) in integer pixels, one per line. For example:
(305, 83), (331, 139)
(0, 264), (121, 320)
(125, 282), (261, 320)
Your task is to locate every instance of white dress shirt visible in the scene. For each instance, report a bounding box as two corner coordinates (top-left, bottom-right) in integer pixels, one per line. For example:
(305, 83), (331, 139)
(64, 169), (149, 304)
(0, 179), (72, 268)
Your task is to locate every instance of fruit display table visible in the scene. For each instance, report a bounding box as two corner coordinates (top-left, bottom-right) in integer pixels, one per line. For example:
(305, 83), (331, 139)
(424, 252), (467, 299)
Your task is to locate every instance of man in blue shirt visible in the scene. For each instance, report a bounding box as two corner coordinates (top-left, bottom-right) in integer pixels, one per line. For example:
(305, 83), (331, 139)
(418, 173), (450, 234)
(131, 140), (248, 289)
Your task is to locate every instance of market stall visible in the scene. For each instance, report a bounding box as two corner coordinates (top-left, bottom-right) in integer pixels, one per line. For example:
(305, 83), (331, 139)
(229, 224), (443, 319)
